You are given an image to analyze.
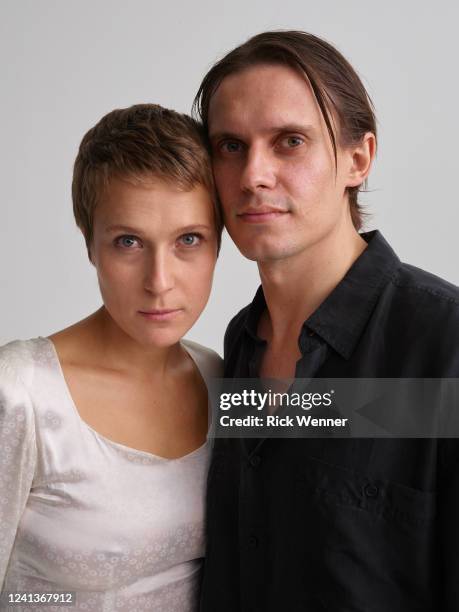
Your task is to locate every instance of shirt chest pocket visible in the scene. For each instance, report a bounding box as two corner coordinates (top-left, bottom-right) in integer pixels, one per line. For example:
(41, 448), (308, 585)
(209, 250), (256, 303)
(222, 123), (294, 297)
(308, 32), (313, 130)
(293, 456), (437, 610)
(296, 456), (436, 527)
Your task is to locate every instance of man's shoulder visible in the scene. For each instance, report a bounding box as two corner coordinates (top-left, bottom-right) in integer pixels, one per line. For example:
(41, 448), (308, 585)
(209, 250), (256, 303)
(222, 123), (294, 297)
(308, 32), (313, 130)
(388, 262), (459, 335)
(393, 262), (459, 306)
(378, 262), (459, 374)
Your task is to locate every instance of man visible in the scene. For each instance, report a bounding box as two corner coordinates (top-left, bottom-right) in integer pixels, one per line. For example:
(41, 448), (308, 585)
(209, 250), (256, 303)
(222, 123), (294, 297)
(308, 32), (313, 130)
(194, 31), (459, 610)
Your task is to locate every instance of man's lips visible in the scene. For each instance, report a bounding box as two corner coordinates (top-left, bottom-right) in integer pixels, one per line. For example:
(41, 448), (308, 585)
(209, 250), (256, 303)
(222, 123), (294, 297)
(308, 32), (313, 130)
(237, 208), (289, 223)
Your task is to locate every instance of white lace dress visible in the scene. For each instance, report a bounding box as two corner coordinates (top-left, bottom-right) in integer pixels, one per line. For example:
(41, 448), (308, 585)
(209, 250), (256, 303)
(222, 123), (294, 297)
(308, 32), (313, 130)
(0, 337), (222, 611)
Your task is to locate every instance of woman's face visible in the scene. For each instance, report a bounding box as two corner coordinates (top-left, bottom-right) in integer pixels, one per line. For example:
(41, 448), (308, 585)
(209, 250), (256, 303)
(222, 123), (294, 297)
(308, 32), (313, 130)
(91, 177), (218, 348)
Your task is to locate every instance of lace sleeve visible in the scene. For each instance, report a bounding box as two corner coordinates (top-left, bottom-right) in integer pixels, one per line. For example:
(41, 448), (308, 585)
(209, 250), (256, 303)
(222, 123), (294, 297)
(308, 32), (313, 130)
(0, 362), (37, 588)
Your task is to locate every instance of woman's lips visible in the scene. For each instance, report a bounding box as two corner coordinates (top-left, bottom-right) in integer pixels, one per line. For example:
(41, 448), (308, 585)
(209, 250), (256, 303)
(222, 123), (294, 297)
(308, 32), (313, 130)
(138, 309), (183, 321)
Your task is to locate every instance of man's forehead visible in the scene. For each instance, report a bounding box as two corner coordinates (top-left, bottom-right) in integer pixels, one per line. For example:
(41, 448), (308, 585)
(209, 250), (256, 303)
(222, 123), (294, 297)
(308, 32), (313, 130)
(208, 101), (322, 141)
(207, 64), (321, 136)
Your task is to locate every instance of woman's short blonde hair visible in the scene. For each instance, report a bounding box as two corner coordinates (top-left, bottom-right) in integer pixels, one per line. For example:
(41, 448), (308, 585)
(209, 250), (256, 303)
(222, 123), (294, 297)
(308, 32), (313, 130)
(72, 104), (223, 255)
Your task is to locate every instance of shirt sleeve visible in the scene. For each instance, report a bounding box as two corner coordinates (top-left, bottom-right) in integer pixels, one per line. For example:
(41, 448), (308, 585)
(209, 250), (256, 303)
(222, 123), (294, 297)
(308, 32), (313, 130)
(0, 362), (37, 589)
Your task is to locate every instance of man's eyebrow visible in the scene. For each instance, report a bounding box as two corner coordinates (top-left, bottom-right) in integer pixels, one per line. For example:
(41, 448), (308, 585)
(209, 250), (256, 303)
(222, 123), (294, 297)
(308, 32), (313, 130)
(209, 124), (316, 142)
(208, 131), (239, 143)
(272, 123), (316, 136)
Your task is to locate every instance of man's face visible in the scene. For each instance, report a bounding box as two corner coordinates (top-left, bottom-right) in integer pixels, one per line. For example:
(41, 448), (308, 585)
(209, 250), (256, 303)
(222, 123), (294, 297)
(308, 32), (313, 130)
(208, 63), (359, 263)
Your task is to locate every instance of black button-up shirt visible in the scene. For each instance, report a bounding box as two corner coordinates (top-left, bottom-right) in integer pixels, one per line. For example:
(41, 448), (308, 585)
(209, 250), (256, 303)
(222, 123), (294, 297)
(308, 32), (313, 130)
(200, 231), (459, 612)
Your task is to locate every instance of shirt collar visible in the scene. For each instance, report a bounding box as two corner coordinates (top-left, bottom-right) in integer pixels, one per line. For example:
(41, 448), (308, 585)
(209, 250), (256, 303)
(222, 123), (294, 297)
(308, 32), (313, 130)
(244, 231), (401, 359)
(245, 285), (267, 344)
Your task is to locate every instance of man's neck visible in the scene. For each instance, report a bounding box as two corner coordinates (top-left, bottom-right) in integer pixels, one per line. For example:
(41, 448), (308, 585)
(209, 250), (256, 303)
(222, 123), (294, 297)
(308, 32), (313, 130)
(257, 224), (367, 345)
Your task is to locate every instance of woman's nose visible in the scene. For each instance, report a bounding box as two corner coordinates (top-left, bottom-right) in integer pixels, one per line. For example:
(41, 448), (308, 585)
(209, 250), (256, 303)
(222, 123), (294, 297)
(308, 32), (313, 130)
(143, 250), (175, 295)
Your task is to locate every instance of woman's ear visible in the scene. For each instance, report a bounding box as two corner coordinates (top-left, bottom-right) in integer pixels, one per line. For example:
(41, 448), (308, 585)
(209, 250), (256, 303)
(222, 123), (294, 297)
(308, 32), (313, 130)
(87, 240), (95, 266)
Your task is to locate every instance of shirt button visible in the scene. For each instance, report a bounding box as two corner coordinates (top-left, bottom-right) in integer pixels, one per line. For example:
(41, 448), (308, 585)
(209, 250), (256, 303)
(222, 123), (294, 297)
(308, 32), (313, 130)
(364, 483), (379, 498)
(250, 455), (261, 468)
(248, 535), (258, 549)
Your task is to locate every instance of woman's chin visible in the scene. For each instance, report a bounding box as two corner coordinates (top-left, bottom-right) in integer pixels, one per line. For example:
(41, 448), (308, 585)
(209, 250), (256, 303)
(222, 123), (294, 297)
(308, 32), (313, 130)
(134, 320), (197, 349)
(104, 310), (195, 349)
(123, 327), (184, 349)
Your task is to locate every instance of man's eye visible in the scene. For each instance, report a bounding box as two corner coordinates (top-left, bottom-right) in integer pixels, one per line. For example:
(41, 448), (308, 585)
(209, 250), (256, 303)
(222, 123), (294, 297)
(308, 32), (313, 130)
(115, 235), (141, 248)
(178, 233), (201, 247)
(280, 135), (304, 148)
(220, 141), (242, 154)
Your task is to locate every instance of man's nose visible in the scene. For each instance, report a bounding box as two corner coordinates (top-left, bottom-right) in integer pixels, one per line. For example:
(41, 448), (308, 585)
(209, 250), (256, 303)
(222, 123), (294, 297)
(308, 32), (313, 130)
(143, 249), (175, 295)
(240, 145), (277, 192)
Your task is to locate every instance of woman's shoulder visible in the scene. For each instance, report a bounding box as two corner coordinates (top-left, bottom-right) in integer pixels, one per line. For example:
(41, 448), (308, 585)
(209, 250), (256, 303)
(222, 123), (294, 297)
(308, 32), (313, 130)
(0, 339), (42, 431)
(181, 339), (223, 379)
(0, 337), (47, 384)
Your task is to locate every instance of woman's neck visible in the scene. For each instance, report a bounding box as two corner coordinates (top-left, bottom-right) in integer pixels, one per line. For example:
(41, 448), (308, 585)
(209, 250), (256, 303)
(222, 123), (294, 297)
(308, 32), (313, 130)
(49, 307), (185, 380)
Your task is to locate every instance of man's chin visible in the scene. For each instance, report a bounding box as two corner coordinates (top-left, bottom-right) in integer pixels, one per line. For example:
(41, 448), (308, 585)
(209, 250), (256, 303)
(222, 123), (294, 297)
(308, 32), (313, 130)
(236, 242), (299, 263)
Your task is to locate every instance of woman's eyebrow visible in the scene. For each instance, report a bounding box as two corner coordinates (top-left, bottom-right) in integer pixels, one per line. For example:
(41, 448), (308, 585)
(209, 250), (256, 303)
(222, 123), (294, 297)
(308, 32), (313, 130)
(105, 223), (212, 235)
(176, 224), (212, 233)
(105, 225), (142, 234)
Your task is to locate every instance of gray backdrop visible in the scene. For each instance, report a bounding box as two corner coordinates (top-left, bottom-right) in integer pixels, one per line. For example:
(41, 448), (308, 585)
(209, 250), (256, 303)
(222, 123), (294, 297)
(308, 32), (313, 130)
(1, 0), (458, 354)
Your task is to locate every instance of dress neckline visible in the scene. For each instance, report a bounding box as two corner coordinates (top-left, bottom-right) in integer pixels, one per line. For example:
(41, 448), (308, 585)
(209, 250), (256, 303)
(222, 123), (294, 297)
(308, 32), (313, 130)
(38, 336), (209, 463)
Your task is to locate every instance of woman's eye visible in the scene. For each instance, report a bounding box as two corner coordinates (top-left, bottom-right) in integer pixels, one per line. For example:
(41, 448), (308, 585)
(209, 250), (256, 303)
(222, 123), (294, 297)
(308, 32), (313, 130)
(178, 233), (201, 247)
(115, 235), (141, 249)
(280, 135), (304, 148)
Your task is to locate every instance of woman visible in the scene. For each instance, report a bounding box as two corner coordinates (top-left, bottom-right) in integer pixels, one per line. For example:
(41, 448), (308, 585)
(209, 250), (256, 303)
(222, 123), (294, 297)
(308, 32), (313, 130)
(0, 104), (223, 611)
